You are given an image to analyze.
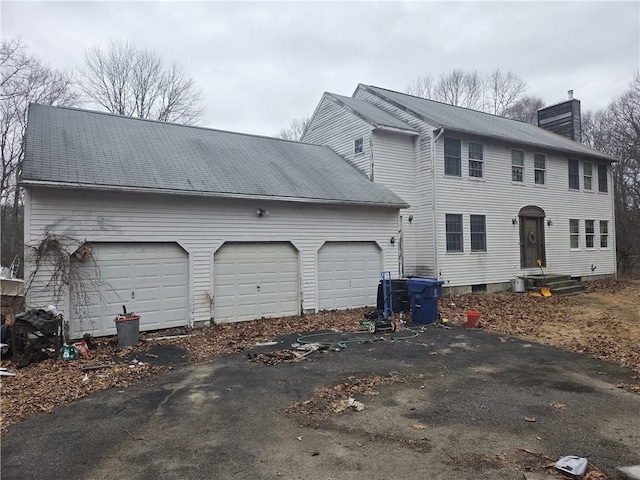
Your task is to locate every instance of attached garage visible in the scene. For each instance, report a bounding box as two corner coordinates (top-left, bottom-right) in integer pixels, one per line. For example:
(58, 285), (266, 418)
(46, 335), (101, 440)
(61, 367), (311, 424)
(69, 243), (189, 337)
(318, 242), (381, 310)
(214, 242), (299, 323)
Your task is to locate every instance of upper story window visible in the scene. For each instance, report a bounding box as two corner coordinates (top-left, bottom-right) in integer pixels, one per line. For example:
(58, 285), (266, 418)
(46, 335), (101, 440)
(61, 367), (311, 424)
(585, 220), (595, 248)
(598, 164), (608, 193)
(468, 142), (484, 178)
(583, 162), (593, 190)
(445, 214), (463, 252)
(534, 154), (546, 185)
(444, 138), (461, 176)
(511, 150), (524, 182)
(470, 215), (486, 252)
(354, 138), (364, 154)
(568, 159), (580, 190)
(569, 219), (580, 249)
(600, 220), (609, 248)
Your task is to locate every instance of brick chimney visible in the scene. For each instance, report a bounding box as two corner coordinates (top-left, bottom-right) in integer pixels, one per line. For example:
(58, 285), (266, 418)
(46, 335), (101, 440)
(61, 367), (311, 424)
(537, 90), (581, 142)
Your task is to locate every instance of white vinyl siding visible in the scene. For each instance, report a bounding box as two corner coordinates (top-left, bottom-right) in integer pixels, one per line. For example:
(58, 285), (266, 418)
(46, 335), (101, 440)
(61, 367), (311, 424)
(25, 188), (400, 330)
(214, 243), (298, 323)
(302, 95), (373, 176)
(318, 242), (381, 310)
(511, 150), (524, 182)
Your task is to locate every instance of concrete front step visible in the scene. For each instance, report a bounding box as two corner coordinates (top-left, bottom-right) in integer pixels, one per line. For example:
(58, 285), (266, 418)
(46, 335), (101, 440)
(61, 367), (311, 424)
(522, 273), (586, 296)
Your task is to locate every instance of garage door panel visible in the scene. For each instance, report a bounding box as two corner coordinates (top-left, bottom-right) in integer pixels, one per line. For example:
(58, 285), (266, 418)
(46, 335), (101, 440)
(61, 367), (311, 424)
(214, 242), (298, 323)
(70, 243), (189, 338)
(318, 242), (381, 311)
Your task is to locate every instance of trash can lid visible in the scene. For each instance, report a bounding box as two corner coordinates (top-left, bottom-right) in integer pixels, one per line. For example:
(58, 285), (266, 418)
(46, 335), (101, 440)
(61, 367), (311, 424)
(407, 278), (444, 292)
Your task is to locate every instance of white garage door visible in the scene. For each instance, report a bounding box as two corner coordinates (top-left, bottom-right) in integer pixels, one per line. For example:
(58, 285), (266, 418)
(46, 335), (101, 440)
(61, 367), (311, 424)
(70, 243), (189, 338)
(318, 242), (381, 310)
(214, 242), (299, 323)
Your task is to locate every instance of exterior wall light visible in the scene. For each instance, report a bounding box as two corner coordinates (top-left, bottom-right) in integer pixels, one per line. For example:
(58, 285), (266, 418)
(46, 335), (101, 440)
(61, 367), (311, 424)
(256, 208), (268, 217)
(512, 218), (518, 225)
(547, 219), (553, 226)
(390, 236), (396, 245)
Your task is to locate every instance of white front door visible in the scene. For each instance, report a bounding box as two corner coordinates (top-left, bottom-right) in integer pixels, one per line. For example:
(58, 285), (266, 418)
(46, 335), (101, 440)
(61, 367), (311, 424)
(70, 242), (189, 338)
(317, 241), (381, 310)
(214, 242), (299, 323)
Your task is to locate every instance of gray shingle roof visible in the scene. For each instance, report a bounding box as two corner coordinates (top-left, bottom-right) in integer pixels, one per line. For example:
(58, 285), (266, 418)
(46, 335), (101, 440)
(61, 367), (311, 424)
(326, 93), (417, 133)
(361, 85), (617, 162)
(23, 104), (408, 208)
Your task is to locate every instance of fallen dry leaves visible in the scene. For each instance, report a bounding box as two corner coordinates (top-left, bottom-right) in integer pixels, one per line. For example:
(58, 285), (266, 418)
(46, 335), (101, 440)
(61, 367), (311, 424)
(1, 279), (639, 437)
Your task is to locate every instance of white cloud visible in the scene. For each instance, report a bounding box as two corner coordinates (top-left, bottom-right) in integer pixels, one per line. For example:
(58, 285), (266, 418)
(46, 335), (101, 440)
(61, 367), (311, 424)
(3, 1), (638, 135)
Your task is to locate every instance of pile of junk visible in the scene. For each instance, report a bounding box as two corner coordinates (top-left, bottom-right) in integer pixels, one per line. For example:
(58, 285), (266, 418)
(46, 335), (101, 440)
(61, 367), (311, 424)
(0, 305), (69, 367)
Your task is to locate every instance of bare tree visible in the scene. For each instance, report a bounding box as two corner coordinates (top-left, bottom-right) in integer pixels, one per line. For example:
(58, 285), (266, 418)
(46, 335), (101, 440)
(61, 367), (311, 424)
(582, 73), (640, 276)
(81, 40), (203, 124)
(277, 116), (309, 141)
(406, 75), (435, 99)
(1, 38), (79, 270)
(503, 94), (545, 124)
(406, 68), (530, 115)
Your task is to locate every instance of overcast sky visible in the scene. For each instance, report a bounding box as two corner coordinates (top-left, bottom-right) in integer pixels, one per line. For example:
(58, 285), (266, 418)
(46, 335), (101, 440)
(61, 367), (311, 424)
(3, 1), (639, 136)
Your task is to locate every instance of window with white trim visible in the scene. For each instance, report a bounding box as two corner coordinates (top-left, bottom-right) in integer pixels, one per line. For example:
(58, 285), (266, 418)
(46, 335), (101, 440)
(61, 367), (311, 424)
(445, 214), (463, 252)
(600, 220), (609, 248)
(511, 150), (524, 182)
(569, 219), (580, 249)
(444, 138), (461, 176)
(585, 220), (595, 248)
(598, 164), (608, 192)
(468, 142), (483, 178)
(354, 138), (364, 154)
(470, 215), (486, 252)
(583, 162), (593, 190)
(568, 159), (579, 189)
(534, 154), (546, 185)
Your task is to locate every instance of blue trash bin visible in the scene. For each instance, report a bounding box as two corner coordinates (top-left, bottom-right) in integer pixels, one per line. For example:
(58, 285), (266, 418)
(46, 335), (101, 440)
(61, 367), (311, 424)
(407, 278), (444, 324)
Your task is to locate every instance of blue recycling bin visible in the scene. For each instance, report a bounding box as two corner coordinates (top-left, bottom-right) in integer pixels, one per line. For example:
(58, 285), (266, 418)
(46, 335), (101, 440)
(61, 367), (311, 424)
(407, 278), (444, 324)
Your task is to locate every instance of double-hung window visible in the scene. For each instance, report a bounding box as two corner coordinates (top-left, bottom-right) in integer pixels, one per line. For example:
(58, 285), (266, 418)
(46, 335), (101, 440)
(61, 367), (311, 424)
(585, 220), (595, 248)
(444, 138), (461, 176)
(568, 159), (580, 189)
(470, 215), (486, 252)
(598, 164), (608, 192)
(468, 142), (483, 178)
(534, 154), (546, 185)
(583, 162), (593, 190)
(569, 219), (580, 248)
(600, 220), (609, 248)
(445, 214), (463, 252)
(511, 150), (524, 182)
(354, 138), (364, 154)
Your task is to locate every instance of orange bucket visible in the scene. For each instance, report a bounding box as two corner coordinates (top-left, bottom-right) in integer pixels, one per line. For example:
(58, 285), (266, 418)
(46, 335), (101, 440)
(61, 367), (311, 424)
(467, 310), (481, 328)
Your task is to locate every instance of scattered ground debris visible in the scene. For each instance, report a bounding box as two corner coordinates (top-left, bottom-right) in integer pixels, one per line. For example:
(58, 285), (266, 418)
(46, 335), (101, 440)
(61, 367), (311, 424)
(284, 373), (407, 419)
(1, 280), (638, 433)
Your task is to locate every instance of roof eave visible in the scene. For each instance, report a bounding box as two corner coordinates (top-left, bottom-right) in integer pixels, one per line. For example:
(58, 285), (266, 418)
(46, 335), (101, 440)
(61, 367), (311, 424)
(438, 126), (619, 163)
(21, 179), (409, 209)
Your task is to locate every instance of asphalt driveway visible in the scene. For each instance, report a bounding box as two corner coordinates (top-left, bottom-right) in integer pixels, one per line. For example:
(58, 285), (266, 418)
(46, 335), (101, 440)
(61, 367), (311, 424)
(2, 326), (639, 479)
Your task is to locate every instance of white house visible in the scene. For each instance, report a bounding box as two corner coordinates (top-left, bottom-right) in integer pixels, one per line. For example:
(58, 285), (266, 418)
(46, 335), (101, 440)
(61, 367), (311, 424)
(302, 85), (618, 291)
(22, 104), (407, 338)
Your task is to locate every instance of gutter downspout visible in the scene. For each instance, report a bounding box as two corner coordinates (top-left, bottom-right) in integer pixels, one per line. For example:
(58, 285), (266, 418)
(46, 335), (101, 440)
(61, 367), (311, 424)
(431, 127), (444, 280)
(610, 164), (617, 279)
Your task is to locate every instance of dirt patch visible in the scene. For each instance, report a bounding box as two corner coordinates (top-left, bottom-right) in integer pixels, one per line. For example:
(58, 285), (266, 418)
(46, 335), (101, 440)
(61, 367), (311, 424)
(438, 279), (640, 388)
